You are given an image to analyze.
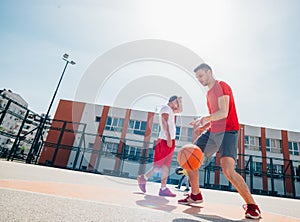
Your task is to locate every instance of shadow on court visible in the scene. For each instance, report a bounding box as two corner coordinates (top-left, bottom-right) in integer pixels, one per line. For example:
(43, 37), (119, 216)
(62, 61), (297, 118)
(135, 193), (177, 212)
(173, 214), (261, 222)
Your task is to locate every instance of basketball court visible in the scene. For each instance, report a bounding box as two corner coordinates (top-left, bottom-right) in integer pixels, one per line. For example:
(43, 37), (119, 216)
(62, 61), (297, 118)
(0, 160), (299, 221)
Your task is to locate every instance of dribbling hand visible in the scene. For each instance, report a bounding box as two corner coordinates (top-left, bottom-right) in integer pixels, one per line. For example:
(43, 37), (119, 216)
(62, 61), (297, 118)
(189, 117), (203, 128)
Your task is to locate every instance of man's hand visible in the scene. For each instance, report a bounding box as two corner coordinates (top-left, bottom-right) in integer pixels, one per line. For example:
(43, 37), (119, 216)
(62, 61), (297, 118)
(173, 96), (183, 113)
(190, 116), (211, 128)
(167, 138), (173, 147)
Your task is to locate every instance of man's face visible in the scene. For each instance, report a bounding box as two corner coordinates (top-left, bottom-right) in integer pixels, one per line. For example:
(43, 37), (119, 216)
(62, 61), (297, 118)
(170, 99), (179, 111)
(195, 69), (210, 86)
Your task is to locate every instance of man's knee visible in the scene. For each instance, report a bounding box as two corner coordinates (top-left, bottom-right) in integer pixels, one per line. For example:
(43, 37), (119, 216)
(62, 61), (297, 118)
(221, 166), (230, 177)
(221, 163), (237, 181)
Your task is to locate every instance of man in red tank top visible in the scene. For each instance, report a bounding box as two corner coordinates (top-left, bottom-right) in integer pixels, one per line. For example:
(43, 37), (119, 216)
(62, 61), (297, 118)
(178, 63), (261, 220)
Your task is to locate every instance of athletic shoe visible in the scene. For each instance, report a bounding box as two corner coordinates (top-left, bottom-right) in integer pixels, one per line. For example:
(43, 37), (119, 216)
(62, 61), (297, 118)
(137, 175), (147, 193)
(178, 193), (203, 205)
(175, 186), (180, 189)
(243, 204), (261, 219)
(184, 188), (190, 192)
(159, 188), (176, 197)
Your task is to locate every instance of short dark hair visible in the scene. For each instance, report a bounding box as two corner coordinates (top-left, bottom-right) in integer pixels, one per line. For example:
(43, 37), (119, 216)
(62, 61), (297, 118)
(169, 95), (178, 102)
(193, 63), (212, 73)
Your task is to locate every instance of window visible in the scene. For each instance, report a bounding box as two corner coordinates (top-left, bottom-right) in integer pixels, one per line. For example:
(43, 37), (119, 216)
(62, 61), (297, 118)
(267, 164), (283, 176)
(289, 142), (293, 154)
(295, 143), (299, 155)
(244, 136), (249, 149)
(129, 147), (135, 157)
(245, 135), (260, 150)
(118, 118), (124, 128)
(141, 121), (146, 131)
(123, 145), (142, 161)
(95, 116), (101, 122)
(128, 120), (134, 133)
(177, 127), (192, 142)
(105, 117), (124, 132)
(148, 148), (154, 163)
(103, 142), (118, 157)
(266, 138), (282, 153)
(255, 162), (262, 172)
(151, 123), (160, 137)
(266, 139), (270, 152)
(105, 117), (112, 130)
(135, 148), (142, 159)
(127, 120), (146, 135)
(289, 141), (300, 156)
(176, 126), (181, 140)
(134, 121), (140, 130)
(187, 128), (193, 142)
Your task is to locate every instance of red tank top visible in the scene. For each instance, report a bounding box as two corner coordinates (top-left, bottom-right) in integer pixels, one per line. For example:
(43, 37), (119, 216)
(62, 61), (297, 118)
(206, 80), (239, 132)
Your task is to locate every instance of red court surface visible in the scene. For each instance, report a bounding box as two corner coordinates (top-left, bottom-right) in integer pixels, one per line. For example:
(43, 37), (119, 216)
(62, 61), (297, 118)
(0, 160), (299, 222)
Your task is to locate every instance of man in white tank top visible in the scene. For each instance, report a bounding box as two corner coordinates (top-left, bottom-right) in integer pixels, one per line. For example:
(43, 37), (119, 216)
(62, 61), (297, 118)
(137, 95), (182, 197)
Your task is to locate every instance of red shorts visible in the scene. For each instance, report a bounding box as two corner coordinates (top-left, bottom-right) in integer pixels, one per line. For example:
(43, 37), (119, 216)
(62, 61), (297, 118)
(153, 139), (175, 167)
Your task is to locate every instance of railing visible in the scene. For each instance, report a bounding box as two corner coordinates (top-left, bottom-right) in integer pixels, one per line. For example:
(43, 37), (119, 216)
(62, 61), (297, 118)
(0, 93), (42, 163)
(1, 93), (299, 199)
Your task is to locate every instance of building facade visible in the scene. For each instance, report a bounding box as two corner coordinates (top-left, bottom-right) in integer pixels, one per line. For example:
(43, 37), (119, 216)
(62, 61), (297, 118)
(39, 99), (300, 198)
(0, 89), (28, 151)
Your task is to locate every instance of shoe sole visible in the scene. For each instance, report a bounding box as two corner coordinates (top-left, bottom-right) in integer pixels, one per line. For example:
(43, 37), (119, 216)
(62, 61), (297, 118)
(245, 214), (261, 219)
(159, 194), (176, 197)
(178, 200), (203, 205)
(138, 185), (146, 193)
(160, 195), (176, 197)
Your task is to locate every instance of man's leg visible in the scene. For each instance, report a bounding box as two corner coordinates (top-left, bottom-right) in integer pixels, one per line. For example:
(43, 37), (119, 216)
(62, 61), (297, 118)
(137, 166), (158, 193)
(180, 175), (186, 188)
(178, 131), (210, 204)
(176, 175), (184, 189)
(220, 156), (256, 204)
(187, 170), (200, 194)
(221, 157), (261, 219)
(160, 165), (169, 187)
(158, 165), (176, 197)
(145, 166), (157, 179)
(178, 169), (203, 204)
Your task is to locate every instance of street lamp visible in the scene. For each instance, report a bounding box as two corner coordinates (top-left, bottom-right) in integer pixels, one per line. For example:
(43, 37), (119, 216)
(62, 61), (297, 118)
(26, 54), (76, 163)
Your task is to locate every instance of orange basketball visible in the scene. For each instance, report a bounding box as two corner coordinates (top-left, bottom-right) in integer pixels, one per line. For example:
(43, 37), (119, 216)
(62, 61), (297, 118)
(177, 144), (204, 170)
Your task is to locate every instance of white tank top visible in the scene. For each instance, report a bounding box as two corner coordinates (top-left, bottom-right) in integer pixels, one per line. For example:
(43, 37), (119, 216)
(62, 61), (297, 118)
(158, 105), (176, 140)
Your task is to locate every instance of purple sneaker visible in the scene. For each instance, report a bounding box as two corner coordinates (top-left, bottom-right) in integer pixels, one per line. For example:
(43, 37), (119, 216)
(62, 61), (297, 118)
(159, 187), (176, 197)
(137, 175), (147, 193)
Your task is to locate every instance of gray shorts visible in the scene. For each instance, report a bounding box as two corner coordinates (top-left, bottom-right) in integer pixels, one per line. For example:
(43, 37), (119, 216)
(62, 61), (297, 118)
(194, 130), (238, 160)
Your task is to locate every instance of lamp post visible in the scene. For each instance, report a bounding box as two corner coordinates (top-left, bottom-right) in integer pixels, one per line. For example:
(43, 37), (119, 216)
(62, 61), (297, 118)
(26, 54), (76, 164)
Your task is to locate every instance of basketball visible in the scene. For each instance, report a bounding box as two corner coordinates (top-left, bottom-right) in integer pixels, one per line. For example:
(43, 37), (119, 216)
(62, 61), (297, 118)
(177, 144), (204, 170)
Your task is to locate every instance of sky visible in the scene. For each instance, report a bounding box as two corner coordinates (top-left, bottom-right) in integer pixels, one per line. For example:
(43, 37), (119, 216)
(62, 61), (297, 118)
(1, 0), (300, 132)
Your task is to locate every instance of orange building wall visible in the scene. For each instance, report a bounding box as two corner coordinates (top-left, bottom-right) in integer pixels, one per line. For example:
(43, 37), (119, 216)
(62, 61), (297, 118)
(138, 112), (154, 175)
(281, 130), (293, 196)
(38, 100), (85, 167)
(260, 128), (268, 191)
(114, 109), (131, 172)
(88, 106), (110, 171)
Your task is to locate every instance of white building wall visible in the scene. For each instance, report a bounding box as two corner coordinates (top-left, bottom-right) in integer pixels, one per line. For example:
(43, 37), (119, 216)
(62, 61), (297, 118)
(244, 125), (261, 137)
(56, 101), (300, 196)
(0, 89), (28, 150)
(108, 106), (127, 119)
(68, 103), (103, 169)
(288, 131), (300, 142)
(266, 128), (282, 139)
